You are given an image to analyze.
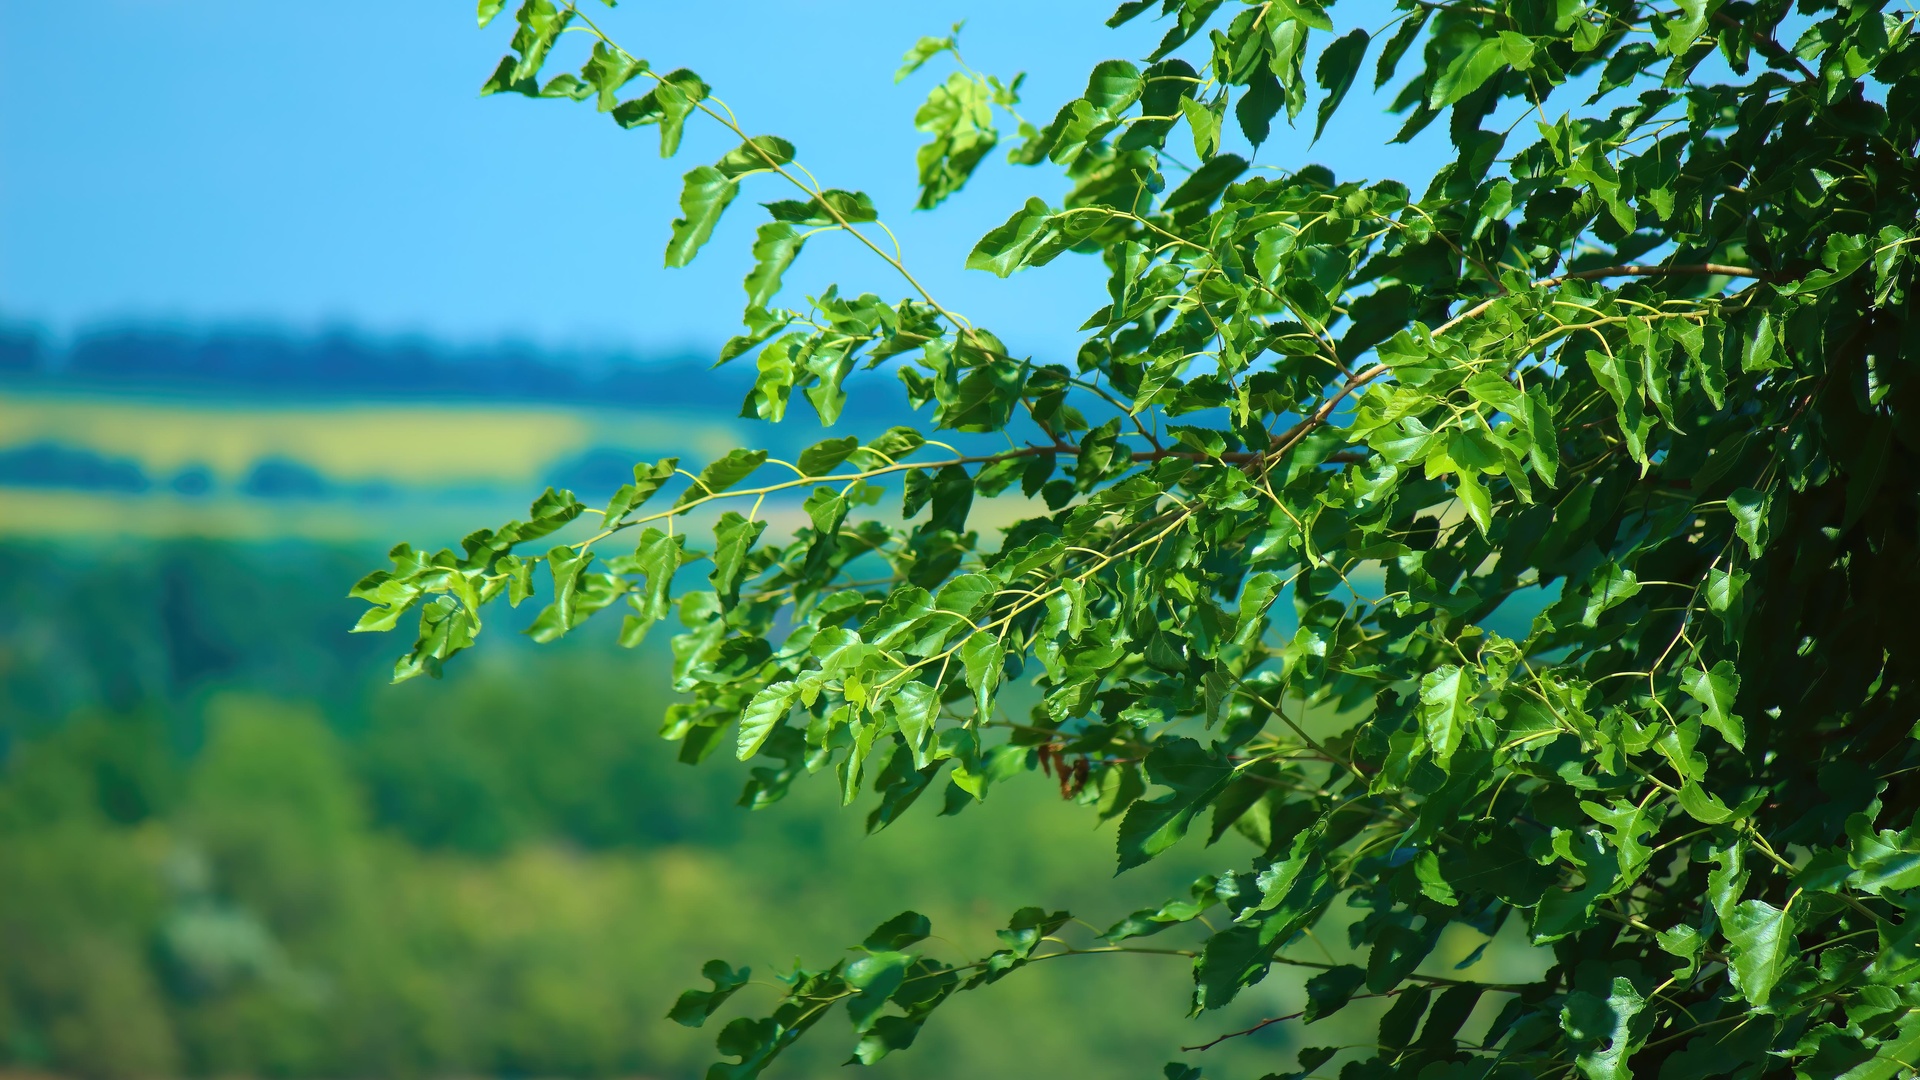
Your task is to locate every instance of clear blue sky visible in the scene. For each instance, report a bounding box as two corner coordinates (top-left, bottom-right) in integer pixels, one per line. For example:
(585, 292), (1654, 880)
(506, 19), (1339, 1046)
(1, 0), (1450, 364)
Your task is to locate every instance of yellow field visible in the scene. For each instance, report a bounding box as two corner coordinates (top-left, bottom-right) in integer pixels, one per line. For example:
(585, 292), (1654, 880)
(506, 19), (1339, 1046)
(0, 388), (743, 486)
(0, 388), (751, 539)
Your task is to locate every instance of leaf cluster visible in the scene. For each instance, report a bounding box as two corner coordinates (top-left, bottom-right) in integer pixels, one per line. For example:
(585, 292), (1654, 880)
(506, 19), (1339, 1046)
(363, 0), (1920, 1075)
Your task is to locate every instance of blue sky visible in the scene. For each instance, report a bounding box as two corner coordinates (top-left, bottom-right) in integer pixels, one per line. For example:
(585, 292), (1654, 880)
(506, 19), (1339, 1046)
(2, 0), (1453, 365)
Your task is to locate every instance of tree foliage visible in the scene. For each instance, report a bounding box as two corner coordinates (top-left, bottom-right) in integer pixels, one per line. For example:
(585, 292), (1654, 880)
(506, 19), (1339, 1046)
(360, 0), (1920, 1074)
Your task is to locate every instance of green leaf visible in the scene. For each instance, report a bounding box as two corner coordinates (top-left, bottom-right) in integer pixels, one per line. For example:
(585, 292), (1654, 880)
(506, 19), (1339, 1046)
(713, 136), (796, 179)
(1083, 59), (1143, 114)
(666, 959), (749, 1027)
(1725, 899), (1797, 1009)
(710, 511), (769, 607)
(742, 223), (804, 313)
(1454, 469), (1493, 535)
(895, 31), (956, 82)
(966, 197), (1056, 278)
(1741, 312), (1783, 371)
(1116, 738), (1233, 871)
(863, 910), (933, 951)
(798, 436), (859, 476)
(959, 631), (1003, 720)
(1846, 814), (1920, 895)
(1838, 1010), (1920, 1080)
(764, 189), (879, 225)
(1676, 783), (1736, 824)
(737, 680), (798, 760)
(845, 951), (914, 1033)
(1580, 560), (1641, 627)
(478, 0), (506, 27)
(677, 449), (768, 507)
(1312, 30), (1369, 142)
(665, 166), (738, 268)
(1302, 964), (1367, 1021)
(1682, 660), (1744, 750)
(1417, 664), (1475, 769)
(1429, 37), (1507, 109)
(1657, 924), (1704, 977)
(1160, 154), (1247, 223)
(862, 426), (925, 463)
(1181, 96), (1221, 159)
(1561, 976), (1651, 1080)
(1726, 487), (1770, 559)
(603, 457), (680, 523)
(618, 528), (682, 647)
(1375, 8), (1429, 88)
(609, 69), (709, 156)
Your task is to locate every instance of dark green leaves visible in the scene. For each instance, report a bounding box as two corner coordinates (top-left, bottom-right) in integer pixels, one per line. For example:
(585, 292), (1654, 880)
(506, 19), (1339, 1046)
(1561, 977), (1651, 1080)
(1313, 30), (1369, 142)
(1302, 964), (1366, 1021)
(765, 189), (878, 225)
(1116, 739), (1232, 871)
(668, 960), (750, 1027)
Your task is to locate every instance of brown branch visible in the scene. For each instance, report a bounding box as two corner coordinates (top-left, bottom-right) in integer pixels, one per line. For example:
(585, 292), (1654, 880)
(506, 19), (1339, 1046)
(1548, 262), (1766, 284)
(1181, 1010), (1303, 1052)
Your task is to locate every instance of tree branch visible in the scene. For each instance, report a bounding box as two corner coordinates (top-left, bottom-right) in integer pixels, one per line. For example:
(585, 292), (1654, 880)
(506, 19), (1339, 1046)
(1548, 262), (1766, 284)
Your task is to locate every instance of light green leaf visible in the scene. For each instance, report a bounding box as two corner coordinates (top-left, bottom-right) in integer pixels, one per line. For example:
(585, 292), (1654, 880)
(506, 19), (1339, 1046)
(603, 457), (680, 523)
(1727, 487), (1770, 558)
(742, 222), (804, 312)
(1682, 660), (1744, 750)
(1429, 38), (1507, 109)
(1741, 312), (1783, 371)
(737, 680), (798, 759)
(1413, 851), (1457, 905)
(1838, 1009), (1920, 1080)
(713, 136), (796, 179)
(665, 165), (738, 268)
(676, 448), (768, 507)
(895, 30), (957, 82)
(1454, 468), (1493, 535)
(1656, 924), (1704, 977)
(1417, 664), (1475, 769)
(709, 511), (768, 607)
(966, 197), (1056, 277)
(959, 631), (1002, 720)
(1676, 782), (1736, 824)
(1724, 899), (1797, 1009)
(1580, 560), (1640, 627)
(889, 680), (941, 767)
(1181, 96), (1221, 159)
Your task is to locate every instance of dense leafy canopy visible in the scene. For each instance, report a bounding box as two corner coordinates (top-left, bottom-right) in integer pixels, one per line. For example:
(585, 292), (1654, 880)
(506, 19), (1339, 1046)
(361, 0), (1920, 1074)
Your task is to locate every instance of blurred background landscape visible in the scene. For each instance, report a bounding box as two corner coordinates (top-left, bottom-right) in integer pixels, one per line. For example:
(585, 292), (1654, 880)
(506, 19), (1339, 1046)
(0, 1), (1509, 1076)
(0, 322), (1338, 1079)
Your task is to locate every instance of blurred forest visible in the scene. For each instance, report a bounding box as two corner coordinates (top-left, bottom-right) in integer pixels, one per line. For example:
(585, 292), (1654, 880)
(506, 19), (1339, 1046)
(0, 539), (1314, 1079)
